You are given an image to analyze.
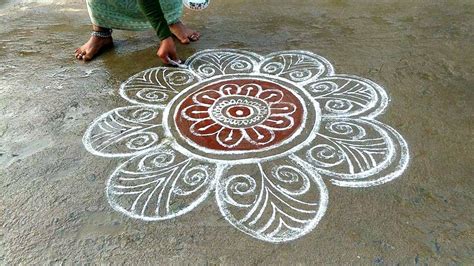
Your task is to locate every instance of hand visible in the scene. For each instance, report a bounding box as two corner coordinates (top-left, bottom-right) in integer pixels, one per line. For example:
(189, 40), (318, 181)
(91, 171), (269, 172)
(157, 36), (178, 64)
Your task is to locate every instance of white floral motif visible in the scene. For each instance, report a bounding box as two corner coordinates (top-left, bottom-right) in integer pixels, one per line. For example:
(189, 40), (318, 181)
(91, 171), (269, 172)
(83, 49), (410, 243)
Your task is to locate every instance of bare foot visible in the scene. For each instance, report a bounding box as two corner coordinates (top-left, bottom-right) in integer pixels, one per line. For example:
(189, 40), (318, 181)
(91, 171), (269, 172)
(169, 21), (200, 44)
(75, 35), (113, 61)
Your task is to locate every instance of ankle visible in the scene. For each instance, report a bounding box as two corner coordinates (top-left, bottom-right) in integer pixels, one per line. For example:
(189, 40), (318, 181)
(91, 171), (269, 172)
(91, 29), (113, 38)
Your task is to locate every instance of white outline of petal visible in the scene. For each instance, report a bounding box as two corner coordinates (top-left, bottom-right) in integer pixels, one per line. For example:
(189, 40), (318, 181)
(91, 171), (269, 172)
(107, 145), (223, 221)
(119, 67), (202, 107)
(83, 106), (163, 158)
(306, 75), (389, 119)
(258, 50), (335, 85)
(327, 121), (410, 187)
(186, 49), (264, 78)
(215, 159), (329, 243)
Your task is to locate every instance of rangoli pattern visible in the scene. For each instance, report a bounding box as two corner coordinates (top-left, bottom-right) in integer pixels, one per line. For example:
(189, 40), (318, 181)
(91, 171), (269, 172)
(83, 49), (409, 243)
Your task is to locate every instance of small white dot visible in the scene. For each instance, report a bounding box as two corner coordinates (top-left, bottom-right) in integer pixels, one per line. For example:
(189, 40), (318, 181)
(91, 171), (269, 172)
(236, 110), (244, 116)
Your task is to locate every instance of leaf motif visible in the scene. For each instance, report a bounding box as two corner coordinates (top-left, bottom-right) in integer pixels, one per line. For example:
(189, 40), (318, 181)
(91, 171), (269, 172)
(186, 49), (263, 78)
(259, 51), (334, 84)
(120, 67), (200, 107)
(107, 146), (219, 220)
(83, 106), (164, 157)
(216, 157), (328, 242)
(304, 75), (388, 118)
(294, 118), (409, 187)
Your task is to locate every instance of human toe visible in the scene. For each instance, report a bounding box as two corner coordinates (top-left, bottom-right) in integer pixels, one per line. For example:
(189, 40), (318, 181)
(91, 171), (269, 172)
(189, 32), (200, 41)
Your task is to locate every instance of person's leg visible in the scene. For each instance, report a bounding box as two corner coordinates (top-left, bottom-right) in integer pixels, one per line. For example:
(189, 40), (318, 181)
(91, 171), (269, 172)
(161, 0), (200, 44)
(75, 25), (113, 61)
(169, 22), (200, 44)
(76, 0), (152, 61)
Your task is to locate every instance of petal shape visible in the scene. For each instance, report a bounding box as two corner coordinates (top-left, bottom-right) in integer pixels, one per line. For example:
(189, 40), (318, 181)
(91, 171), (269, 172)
(107, 145), (220, 220)
(193, 89), (223, 106)
(186, 49), (263, 78)
(259, 51), (334, 84)
(216, 157), (328, 243)
(220, 83), (241, 96)
(244, 126), (275, 145)
(238, 84), (262, 97)
(120, 67), (200, 107)
(269, 102), (297, 116)
(257, 89), (283, 104)
(294, 118), (409, 187)
(303, 75), (388, 118)
(262, 115), (294, 130)
(216, 128), (244, 148)
(181, 104), (210, 121)
(83, 106), (164, 157)
(190, 118), (222, 136)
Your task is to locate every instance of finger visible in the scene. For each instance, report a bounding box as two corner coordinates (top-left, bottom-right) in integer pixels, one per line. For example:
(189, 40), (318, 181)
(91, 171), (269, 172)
(160, 54), (170, 64)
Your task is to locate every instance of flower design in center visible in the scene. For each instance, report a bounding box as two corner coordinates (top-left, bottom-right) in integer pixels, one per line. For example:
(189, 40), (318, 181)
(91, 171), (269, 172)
(176, 78), (304, 151)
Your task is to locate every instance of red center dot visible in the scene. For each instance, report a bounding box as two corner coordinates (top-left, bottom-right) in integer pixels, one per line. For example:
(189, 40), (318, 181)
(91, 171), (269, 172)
(227, 106), (252, 118)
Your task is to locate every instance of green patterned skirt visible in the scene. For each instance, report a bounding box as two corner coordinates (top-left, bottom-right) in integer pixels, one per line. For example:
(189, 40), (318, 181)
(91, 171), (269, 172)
(86, 0), (183, 30)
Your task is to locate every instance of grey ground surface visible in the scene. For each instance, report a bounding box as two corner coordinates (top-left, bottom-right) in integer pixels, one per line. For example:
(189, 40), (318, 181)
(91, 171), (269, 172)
(1, 0), (473, 264)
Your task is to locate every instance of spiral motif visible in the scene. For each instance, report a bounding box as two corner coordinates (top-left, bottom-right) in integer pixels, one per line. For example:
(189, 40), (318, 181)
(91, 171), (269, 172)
(229, 59), (252, 72)
(174, 166), (209, 195)
(125, 108), (158, 122)
(166, 71), (195, 86)
(197, 65), (217, 77)
(325, 99), (353, 113)
(288, 69), (312, 82)
(271, 166), (310, 196)
(306, 144), (345, 167)
(261, 62), (284, 74)
(137, 150), (174, 171)
(326, 121), (367, 139)
(150, 150), (175, 168)
(125, 132), (159, 150)
(183, 166), (208, 186)
(223, 175), (257, 207)
(307, 81), (338, 95)
(136, 89), (168, 103)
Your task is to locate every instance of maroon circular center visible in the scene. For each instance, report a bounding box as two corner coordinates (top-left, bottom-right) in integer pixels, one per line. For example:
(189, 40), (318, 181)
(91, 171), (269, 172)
(175, 78), (304, 151)
(227, 106), (252, 118)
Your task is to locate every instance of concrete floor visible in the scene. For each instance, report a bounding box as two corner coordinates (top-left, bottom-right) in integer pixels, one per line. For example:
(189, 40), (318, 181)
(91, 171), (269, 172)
(1, 0), (473, 264)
